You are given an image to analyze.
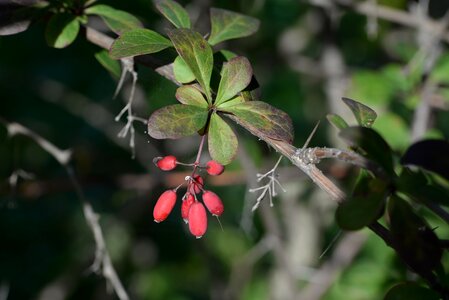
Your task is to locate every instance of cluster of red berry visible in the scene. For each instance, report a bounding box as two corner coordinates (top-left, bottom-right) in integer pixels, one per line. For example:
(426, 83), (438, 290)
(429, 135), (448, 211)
(152, 155), (225, 238)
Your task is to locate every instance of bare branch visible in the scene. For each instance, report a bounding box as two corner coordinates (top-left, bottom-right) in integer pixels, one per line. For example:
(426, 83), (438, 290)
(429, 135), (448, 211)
(0, 118), (130, 300)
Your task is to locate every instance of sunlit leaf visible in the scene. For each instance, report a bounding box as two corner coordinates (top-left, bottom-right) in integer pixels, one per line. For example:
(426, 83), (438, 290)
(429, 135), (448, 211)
(155, 0), (191, 29)
(173, 55), (195, 83)
(222, 101), (294, 143)
(340, 126), (394, 176)
(208, 8), (260, 46)
(220, 49), (238, 60)
(94, 49), (121, 78)
(85, 4), (142, 34)
(336, 174), (387, 230)
(401, 139), (449, 181)
(175, 85), (208, 108)
(215, 56), (252, 105)
(147, 104), (208, 139)
(384, 283), (440, 300)
(326, 113), (349, 131)
(208, 113), (238, 165)
(217, 96), (245, 108)
(45, 13), (80, 48)
(342, 97), (377, 128)
(388, 195), (443, 274)
(168, 28), (213, 102)
(109, 28), (171, 59)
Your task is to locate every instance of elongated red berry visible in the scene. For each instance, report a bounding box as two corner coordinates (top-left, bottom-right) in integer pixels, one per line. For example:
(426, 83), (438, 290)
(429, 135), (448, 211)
(206, 160), (224, 176)
(181, 193), (195, 223)
(189, 175), (204, 194)
(202, 190), (224, 216)
(154, 155), (177, 171)
(153, 190), (177, 222)
(188, 202), (207, 238)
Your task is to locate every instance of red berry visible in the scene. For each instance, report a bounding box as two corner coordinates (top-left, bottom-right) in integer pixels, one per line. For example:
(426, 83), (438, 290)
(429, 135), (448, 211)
(206, 160), (224, 176)
(188, 202), (208, 238)
(189, 175), (204, 194)
(181, 193), (195, 223)
(202, 190), (224, 216)
(154, 155), (177, 171)
(153, 190), (177, 222)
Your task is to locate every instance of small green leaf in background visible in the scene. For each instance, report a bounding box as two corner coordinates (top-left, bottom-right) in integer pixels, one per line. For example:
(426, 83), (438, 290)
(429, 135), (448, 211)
(173, 56), (195, 83)
(147, 104), (208, 139)
(220, 49), (238, 60)
(336, 175), (387, 230)
(208, 113), (238, 165)
(215, 56), (252, 105)
(401, 139), (449, 181)
(168, 28), (213, 102)
(94, 49), (121, 78)
(342, 97), (377, 128)
(339, 126), (394, 176)
(326, 113), (349, 131)
(45, 13), (80, 49)
(175, 85), (208, 108)
(388, 195), (443, 275)
(155, 0), (191, 29)
(384, 283), (440, 300)
(208, 8), (260, 46)
(222, 101), (294, 143)
(109, 28), (171, 59)
(85, 4), (142, 34)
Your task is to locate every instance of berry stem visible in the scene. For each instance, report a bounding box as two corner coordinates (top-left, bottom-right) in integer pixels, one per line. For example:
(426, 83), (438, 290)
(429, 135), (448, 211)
(192, 135), (206, 175)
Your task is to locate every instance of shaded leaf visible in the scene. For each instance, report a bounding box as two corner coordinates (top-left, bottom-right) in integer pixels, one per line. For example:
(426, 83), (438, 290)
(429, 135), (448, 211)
(147, 104), (208, 139)
(221, 101), (294, 143)
(155, 0), (190, 29)
(85, 4), (142, 34)
(173, 55), (195, 83)
(168, 28), (213, 102)
(384, 283), (440, 300)
(0, 2), (41, 36)
(326, 113), (349, 131)
(208, 113), (238, 165)
(388, 195), (443, 275)
(342, 97), (377, 128)
(109, 28), (171, 59)
(45, 13), (79, 48)
(175, 85), (208, 108)
(336, 175), (387, 230)
(340, 126), (395, 176)
(398, 168), (449, 208)
(208, 8), (260, 46)
(215, 56), (252, 105)
(401, 139), (449, 181)
(94, 49), (121, 78)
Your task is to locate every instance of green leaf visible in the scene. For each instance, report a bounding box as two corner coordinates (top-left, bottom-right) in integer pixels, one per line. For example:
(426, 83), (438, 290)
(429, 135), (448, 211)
(215, 56), (252, 105)
(208, 113), (238, 165)
(208, 8), (260, 46)
(336, 176), (387, 230)
(175, 85), (208, 108)
(173, 56), (195, 83)
(384, 283), (440, 300)
(326, 113), (349, 131)
(94, 49), (121, 78)
(388, 195), (443, 275)
(222, 101), (294, 143)
(85, 4), (142, 34)
(340, 126), (395, 176)
(109, 28), (171, 59)
(217, 96), (245, 108)
(342, 97), (377, 128)
(220, 50), (238, 60)
(147, 104), (208, 139)
(401, 139), (449, 181)
(45, 13), (80, 49)
(168, 28), (213, 102)
(155, 0), (191, 29)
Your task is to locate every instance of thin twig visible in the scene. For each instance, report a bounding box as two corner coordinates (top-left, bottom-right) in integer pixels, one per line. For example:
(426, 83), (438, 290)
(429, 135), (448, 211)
(0, 119), (129, 300)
